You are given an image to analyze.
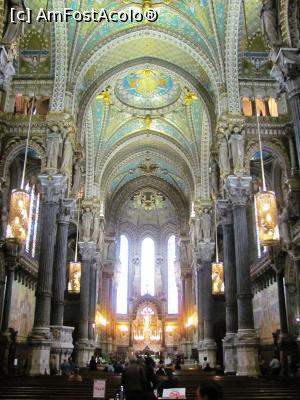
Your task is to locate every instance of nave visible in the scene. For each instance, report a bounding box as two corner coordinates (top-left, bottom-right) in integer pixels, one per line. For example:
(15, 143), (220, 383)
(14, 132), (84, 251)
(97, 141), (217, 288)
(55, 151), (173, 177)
(1, 369), (300, 400)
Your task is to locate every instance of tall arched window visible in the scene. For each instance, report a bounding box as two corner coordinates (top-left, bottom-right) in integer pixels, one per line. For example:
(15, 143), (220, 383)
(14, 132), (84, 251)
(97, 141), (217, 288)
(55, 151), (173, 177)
(116, 235), (129, 314)
(168, 235), (179, 314)
(141, 237), (155, 296)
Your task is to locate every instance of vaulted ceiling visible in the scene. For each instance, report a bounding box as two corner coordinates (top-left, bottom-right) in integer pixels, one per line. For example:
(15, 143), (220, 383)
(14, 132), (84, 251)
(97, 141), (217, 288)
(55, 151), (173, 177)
(19, 0), (270, 206)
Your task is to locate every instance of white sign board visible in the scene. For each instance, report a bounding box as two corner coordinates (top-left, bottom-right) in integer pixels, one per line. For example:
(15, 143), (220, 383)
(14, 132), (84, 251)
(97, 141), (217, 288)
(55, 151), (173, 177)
(93, 379), (106, 399)
(162, 388), (186, 399)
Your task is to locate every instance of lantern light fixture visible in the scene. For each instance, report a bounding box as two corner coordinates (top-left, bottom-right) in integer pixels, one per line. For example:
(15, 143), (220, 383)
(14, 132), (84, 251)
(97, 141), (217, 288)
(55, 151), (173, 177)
(68, 194), (82, 293)
(211, 200), (224, 295)
(6, 13), (49, 244)
(254, 113), (280, 247)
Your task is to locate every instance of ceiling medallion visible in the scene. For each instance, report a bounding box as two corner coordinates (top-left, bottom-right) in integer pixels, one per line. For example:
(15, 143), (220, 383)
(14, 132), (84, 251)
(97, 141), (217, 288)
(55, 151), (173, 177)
(114, 67), (182, 113)
(138, 158), (159, 175)
(131, 190), (166, 211)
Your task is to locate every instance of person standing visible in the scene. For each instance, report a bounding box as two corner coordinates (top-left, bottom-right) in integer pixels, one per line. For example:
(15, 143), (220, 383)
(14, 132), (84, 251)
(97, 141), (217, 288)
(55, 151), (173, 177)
(121, 357), (147, 400)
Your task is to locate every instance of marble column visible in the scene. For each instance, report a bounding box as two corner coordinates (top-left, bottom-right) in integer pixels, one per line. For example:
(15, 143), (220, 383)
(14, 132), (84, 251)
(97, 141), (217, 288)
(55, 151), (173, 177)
(195, 261), (204, 357)
(0, 239), (20, 375)
(88, 260), (97, 344)
(28, 174), (66, 376)
(271, 49), (300, 165)
(198, 242), (217, 368)
(75, 241), (96, 367)
(273, 251), (292, 375)
(225, 176), (259, 376)
(217, 200), (238, 374)
(51, 199), (75, 326)
(50, 198), (75, 372)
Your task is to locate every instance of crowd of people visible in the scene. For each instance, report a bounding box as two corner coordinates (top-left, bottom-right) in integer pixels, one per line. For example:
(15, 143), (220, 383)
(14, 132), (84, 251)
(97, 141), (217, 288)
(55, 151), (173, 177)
(120, 355), (223, 400)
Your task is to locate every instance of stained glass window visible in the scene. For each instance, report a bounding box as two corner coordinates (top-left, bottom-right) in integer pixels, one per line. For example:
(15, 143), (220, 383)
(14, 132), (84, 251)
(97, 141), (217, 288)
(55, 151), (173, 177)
(116, 235), (129, 314)
(24, 183), (40, 258)
(168, 235), (178, 314)
(141, 237), (155, 296)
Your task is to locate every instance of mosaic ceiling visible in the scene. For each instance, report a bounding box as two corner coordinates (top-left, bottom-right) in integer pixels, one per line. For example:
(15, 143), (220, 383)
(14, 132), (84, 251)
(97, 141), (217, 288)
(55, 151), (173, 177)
(17, 0), (269, 201)
(114, 69), (182, 112)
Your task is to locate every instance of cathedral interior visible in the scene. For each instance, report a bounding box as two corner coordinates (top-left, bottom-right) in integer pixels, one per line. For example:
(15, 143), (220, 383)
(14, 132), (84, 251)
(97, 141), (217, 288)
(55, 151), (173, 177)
(0, 0), (300, 391)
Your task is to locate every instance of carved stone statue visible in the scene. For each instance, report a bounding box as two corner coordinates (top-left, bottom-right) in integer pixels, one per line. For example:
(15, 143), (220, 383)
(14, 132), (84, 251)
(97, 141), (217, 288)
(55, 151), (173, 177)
(97, 219), (105, 251)
(200, 208), (212, 242)
(210, 157), (219, 196)
(155, 258), (163, 297)
(92, 214), (100, 244)
(107, 240), (116, 261)
(279, 207), (291, 247)
(260, 0), (282, 48)
(0, 45), (15, 91)
(132, 256), (140, 297)
(189, 220), (196, 249)
(46, 126), (63, 170)
(1, 1), (25, 46)
(71, 156), (83, 196)
(287, 190), (300, 218)
(219, 136), (230, 177)
(229, 131), (245, 174)
(60, 134), (73, 177)
(195, 216), (203, 243)
(82, 207), (93, 242)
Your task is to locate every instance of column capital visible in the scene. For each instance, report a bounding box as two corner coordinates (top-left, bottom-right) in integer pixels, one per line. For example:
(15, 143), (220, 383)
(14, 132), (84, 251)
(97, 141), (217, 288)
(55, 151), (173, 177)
(3, 238), (20, 271)
(197, 242), (215, 263)
(217, 199), (233, 226)
(79, 241), (96, 261)
(58, 198), (75, 224)
(271, 48), (300, 99)
(225, 176), (252, 208)
(38, 174), (67, 204)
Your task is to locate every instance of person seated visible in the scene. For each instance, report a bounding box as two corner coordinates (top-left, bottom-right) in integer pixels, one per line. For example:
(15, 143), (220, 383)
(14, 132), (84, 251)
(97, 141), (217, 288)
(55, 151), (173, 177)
(68, 368), (83, 383)
(156, 364), (167, 376)
(114, 361), (124, 373)
(89, 355), (97, 371)
(61, 359), (71, 376)
(196, 381), (223, 400)
(269, 357), (281, 375)
(202, 357), (212, 372)
(175, 359), (181, 370)
(157, 368), (179, 397)
(107, 362), (115, 372)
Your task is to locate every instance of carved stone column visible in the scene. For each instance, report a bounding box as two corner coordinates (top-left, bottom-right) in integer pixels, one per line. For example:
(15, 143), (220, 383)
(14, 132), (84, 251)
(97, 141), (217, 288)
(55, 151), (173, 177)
(0, 239), (20, 375)
(28, 174), (67, 376)
(75, 241), (96, 367)
(88, 255), (98, 346)
(225, 176), (259, 376)
(198, 242), (217, 368)
(271, 49), (300, 165)
(195, 260), (204, 356)
(51, 199), (75, 326)
(217, 200), (238, 374)
(49, 198), (75, 372)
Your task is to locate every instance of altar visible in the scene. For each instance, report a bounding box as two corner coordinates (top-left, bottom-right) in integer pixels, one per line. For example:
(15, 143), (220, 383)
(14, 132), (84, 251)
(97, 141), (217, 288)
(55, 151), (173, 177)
(132, 302), (163, 352)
